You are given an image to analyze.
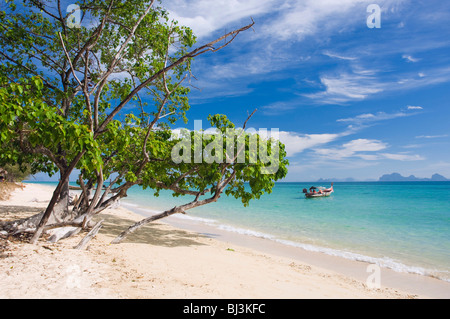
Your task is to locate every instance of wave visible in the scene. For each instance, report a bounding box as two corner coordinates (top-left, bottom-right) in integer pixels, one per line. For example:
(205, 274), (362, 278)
(172, 211), (450, 282)
(172, 212), (218, 225)
(120, 200), (450, 282)
(273, 238), (449, 281)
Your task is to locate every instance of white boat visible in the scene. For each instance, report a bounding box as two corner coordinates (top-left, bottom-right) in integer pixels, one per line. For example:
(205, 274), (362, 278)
(303, 183), (333, 198)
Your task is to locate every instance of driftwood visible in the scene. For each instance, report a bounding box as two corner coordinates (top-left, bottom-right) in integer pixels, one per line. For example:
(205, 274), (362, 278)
(47, 226), (81, 243)
(0, 205), (96, 243)
(74, 219), (103, 250)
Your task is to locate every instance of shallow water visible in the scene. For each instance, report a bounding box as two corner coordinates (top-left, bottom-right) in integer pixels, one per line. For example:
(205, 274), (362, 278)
(123, 181), (450, 281)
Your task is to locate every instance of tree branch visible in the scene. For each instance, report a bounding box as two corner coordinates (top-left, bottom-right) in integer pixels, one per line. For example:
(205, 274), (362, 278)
(95, 20), (255, 136)
(0, 51), (57, 90)
(91, 0), (155, 130)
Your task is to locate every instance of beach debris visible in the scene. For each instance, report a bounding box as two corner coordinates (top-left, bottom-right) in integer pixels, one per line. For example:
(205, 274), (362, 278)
(73, 219), (104, 250)
(289, 262), (312, 272)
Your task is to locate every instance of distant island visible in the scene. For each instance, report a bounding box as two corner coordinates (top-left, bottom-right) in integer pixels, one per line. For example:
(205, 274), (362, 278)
(315, 173), (449, 182)
(378, 173), (450, 182)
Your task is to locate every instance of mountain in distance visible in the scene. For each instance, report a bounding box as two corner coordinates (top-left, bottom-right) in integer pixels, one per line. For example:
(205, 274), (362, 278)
(378, 173), (450, 182)
(313, 173), (449, 182)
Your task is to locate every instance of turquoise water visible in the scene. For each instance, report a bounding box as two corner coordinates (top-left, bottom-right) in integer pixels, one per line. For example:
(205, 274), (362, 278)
(122, 182), (450, 281)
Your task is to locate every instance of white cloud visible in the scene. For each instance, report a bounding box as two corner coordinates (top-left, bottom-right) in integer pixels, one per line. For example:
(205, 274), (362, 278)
(278, 131), (340, 157)
(314, 139), (387, 160)
(171, 126), (349, 158)
(402, 144), (422, 149)
(313, 138), (424, 162)
(306, 65), (450, 105)
(163, 0), (450, 110)
(402, 54), (420, 63)
(343, 139), (387, 152)
(337, 111), (411, 124)
(357, 154), (380, 161)
(395, 67), (450, 90)
(305, 72), (384, 104)
(163, 0), (275, 39)
(407, 105), (423, 110)
(416, 134), (448, 139)
(322, 51), (357, 61)
(201, 47), (288, 81)
(164, 0), (406, 43)
(261, 102), (297, 115)
(259, 0), (379, 42)
(380, 153), (425, 161)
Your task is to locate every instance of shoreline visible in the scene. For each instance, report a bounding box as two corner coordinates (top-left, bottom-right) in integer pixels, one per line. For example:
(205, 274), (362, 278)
(121, 201), (450, 299)
(122, 200), (449, 282)
(1, 182), (449, 298)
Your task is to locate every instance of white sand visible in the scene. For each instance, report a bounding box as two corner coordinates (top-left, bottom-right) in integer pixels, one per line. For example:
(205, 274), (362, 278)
(1, 183), (448, 299)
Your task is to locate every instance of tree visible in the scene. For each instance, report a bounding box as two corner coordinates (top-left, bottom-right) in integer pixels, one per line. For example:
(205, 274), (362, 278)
(0, 0), (288, 245)
(0, 164), (30, 182)
(112, 114), (288, 243)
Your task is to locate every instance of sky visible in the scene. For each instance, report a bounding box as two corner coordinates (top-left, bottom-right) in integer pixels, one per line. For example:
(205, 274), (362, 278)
(156, 0), (450, 181)
(29, 0), (450, 182)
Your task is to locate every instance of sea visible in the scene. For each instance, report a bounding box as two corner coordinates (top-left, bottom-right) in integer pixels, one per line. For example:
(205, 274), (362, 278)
(29, 181), (450, 282)
(120, 181), (450, 282)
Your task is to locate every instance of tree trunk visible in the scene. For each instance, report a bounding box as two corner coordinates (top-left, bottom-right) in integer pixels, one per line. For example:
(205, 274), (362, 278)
(81, 171), (104, 228)
(30, 150), (86, 244)
(111, 207), (180, 244)
(59, 177), (71, 219)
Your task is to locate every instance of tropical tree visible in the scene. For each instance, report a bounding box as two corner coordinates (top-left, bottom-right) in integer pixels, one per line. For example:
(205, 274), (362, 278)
(81, 111), (288, 244)
(0, 0), (288, 246)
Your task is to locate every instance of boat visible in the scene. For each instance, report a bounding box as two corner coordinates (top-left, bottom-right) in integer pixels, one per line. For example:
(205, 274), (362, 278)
(303, 183), (333, 198)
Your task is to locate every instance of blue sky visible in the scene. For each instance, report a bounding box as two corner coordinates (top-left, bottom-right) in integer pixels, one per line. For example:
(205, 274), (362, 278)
(159, 0), (450, 181)
(29, 0), (450, 182)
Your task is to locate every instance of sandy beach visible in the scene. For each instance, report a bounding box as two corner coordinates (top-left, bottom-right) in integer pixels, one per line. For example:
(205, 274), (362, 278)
(1, 182), (449, 299)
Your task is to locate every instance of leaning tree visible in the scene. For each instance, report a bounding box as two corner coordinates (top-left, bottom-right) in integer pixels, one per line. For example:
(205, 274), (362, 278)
(0, 0), (288, 246)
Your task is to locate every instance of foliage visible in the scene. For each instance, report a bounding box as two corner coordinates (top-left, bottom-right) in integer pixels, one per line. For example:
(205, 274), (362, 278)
(0, 76), (101, 176)
(95, 113), (288, 207)
(0, 0), (287, 243)
(0, 0), (194, 179)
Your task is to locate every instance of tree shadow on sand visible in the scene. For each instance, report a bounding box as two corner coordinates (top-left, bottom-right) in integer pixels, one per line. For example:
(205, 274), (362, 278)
(0, 205), (43, 219)
(0, 205), (207, 248)
(97, 212), (207, 248)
